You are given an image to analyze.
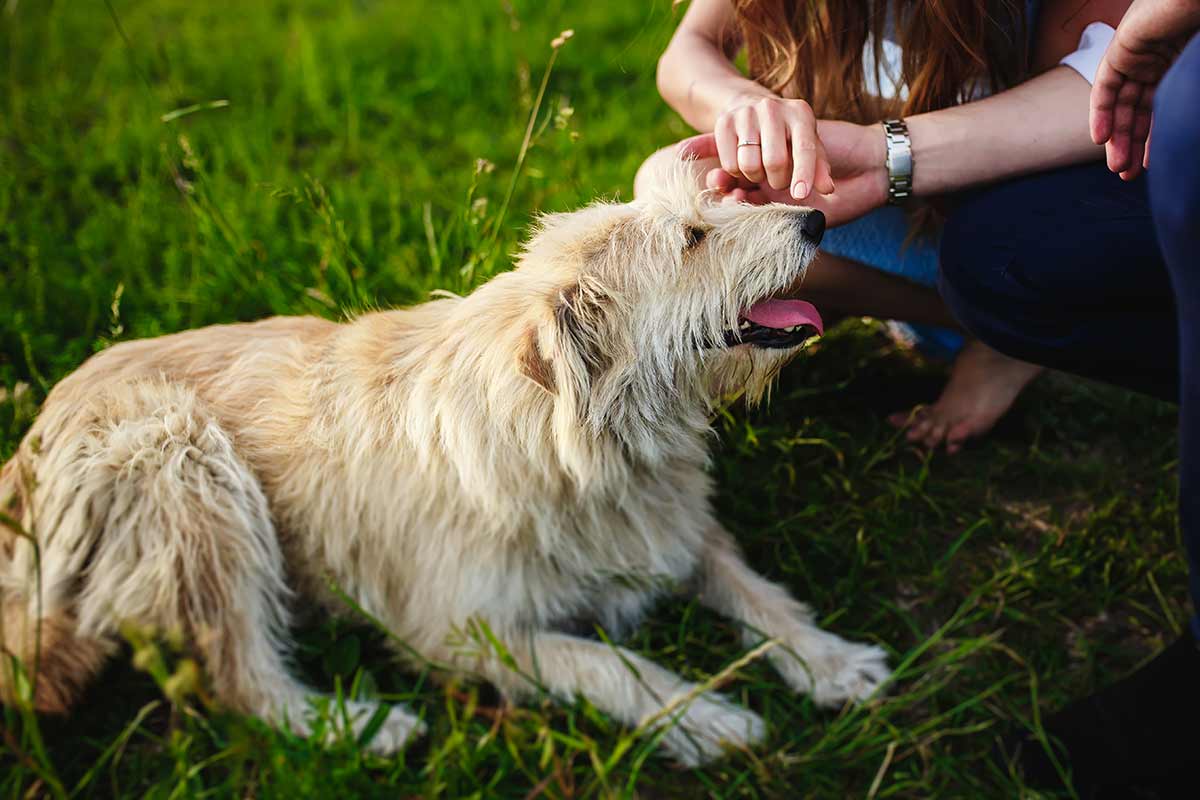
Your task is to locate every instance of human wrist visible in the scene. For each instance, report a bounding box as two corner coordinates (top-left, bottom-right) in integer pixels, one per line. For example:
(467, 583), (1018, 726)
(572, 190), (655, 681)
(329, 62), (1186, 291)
(1121, 0), (1200, 48)
(1167, 0), (1200, 35)
(720, 86), (778, 114)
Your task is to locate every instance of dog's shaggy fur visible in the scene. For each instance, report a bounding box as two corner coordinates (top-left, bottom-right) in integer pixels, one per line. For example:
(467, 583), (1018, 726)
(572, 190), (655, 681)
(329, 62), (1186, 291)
(0, 161), (889, 764)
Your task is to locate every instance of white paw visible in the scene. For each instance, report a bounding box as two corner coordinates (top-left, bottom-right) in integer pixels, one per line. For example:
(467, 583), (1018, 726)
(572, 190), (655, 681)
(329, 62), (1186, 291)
(774, 631), (892, 706)
(651, 691), (766, 767)
(341, 701), (427, 756)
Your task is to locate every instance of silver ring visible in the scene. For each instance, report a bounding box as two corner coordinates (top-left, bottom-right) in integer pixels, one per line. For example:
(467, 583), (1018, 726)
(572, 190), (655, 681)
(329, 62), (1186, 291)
(737, 140), (761, 148)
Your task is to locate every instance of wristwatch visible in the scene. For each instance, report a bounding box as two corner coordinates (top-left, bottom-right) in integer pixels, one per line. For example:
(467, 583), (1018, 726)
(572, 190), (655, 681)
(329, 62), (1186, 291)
(881, 119), (913, 205)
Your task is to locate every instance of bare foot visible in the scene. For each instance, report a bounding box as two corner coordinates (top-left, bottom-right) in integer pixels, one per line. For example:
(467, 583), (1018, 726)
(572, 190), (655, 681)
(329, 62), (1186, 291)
(888, 340), (1042, 454)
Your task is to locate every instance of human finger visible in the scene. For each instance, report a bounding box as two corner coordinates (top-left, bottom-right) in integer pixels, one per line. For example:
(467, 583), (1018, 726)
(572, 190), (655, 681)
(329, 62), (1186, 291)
(756, 100), (792, 191)
(1106, 79), (1143, 173)
(1122, 99), (1154, 180)
(714, 113), (741, 177)
(1090, 60), (1123, 144)
(734, 107), (766, 183)
(705, 167), (738, 194)
(786, 107), (820, 199)
(721, 188), (749, 205)
(676, 133), (719, 161)
(813, 139), (835, 195)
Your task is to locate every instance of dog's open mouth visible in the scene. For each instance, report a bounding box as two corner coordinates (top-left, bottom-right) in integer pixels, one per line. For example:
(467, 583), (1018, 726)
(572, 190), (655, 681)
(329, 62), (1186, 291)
(724, 298), (824, 349)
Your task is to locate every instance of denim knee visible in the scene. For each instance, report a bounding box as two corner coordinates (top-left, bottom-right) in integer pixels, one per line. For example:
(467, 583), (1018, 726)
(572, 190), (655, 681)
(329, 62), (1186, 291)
(1150, 33), (1200, 241)
(937, 204), (1025, 356)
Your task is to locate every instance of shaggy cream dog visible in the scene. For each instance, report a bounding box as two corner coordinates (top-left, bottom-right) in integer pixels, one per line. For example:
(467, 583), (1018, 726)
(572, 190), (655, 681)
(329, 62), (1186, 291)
(0, 160), (889, 764)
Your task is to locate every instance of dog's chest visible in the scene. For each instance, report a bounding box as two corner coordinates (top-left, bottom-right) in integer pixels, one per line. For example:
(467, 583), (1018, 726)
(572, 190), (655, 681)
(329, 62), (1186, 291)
(514, 470), (715, 627)
(268, 446), (716, 632)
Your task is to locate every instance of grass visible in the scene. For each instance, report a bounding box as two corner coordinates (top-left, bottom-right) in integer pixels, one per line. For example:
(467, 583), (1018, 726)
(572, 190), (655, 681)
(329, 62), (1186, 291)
(0, 0), (1185, 797)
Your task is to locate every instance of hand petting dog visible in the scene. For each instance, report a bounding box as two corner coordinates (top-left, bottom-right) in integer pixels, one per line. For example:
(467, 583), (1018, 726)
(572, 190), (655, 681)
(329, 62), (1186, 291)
(678, 122), (890, 227)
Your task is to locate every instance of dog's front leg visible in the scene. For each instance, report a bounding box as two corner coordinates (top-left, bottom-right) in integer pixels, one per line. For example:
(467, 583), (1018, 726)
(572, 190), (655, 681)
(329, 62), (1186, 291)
(457, 629), (764, 766)
(697, 528), (892, 706)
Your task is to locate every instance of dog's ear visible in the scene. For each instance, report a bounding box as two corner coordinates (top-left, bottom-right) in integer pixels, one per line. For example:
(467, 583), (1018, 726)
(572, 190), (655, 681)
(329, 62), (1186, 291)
(518, 278), (611, 396)
(519, 326), (556, 394)
(554, 278), (610, 372)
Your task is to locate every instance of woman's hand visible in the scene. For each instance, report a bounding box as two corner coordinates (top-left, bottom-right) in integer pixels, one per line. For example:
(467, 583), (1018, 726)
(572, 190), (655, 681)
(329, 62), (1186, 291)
(679, 121), (888, 227)
(712, 94), (836, 201)
(807, 120), (889, 225)
(1090, 0), (1200, 178)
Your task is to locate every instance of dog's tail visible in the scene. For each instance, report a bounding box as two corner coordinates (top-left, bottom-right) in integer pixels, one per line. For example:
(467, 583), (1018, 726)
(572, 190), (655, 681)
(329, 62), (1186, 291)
(0, 455), (109, 713)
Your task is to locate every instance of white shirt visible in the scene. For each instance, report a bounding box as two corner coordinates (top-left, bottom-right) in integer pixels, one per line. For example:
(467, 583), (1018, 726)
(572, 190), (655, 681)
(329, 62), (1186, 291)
(865, 18), (1116, 103)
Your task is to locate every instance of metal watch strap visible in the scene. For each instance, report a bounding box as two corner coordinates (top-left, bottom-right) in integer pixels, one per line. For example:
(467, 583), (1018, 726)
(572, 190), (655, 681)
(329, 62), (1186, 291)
(881, 119), (913, 205)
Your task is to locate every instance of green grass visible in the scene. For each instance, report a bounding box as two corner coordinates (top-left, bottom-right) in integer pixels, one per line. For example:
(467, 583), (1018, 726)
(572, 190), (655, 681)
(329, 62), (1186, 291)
(0, 1), (1185, 797)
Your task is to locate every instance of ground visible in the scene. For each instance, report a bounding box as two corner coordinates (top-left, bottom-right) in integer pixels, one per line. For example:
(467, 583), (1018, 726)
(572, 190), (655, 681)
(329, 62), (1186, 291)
(0, 1), (1185, 797)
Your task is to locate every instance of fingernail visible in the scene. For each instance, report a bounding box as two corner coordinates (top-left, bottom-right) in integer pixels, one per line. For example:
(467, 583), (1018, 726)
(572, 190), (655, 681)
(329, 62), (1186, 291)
(791, 181), (807, 199)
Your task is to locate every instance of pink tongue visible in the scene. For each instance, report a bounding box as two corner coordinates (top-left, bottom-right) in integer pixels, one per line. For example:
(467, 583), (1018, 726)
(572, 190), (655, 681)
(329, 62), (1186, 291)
(742, 299), (824, 335)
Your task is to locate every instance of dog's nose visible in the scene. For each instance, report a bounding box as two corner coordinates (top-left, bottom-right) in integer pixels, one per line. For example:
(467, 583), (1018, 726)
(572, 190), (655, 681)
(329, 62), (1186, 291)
(801, 210), (826, 243)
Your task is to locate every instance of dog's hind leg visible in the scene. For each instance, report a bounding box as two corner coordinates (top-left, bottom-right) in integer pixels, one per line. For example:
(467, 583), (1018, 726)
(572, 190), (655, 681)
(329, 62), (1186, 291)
(1, 442), (116, 712)
(445, 628), (764, 766)
(0, 603), (114, 713)
(4, 382), (422, 753)
(696, 527), (892, 706)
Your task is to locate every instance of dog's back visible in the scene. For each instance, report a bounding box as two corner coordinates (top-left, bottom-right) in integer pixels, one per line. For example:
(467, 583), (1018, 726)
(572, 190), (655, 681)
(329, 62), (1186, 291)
(43, 315), (336, 415)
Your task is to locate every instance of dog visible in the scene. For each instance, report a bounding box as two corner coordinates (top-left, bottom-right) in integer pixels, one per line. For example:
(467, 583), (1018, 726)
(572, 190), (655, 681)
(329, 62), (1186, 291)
(0, 159), (889, 765)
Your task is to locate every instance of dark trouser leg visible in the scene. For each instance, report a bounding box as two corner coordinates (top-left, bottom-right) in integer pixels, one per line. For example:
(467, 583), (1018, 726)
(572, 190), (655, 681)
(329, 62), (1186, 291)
(938, 36), (1200, 796)
(939, 162), (1177, 402)
(1151, 32), (1200, 639)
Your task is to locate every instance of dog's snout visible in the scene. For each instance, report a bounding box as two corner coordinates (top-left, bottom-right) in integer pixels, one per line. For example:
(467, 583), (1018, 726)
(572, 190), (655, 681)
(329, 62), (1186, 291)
(800, 210), (826, 244)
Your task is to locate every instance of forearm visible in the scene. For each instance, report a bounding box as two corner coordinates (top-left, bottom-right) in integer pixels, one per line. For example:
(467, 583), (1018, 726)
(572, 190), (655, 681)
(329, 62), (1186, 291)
(655, 0), (777, 132)
(907, 0), (1129, 194)
(657, 33), (771, 132)
(908, 67), (1104, 196)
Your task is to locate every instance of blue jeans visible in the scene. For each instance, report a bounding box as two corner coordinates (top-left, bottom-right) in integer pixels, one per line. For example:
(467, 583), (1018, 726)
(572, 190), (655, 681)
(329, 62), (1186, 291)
(939, 32), (1200, 634)
(821, 206), (965, 359)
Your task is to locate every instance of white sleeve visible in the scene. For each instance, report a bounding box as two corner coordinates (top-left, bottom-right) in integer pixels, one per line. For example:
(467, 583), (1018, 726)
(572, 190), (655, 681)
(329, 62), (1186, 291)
(1058, 21), (1117, 85)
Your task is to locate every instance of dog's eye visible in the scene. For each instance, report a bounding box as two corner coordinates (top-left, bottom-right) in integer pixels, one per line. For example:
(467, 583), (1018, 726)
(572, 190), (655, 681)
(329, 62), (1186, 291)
(684, 226), (707, 249)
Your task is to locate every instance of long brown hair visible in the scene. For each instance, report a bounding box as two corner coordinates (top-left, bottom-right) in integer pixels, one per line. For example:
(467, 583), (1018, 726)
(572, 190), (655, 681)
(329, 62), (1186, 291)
(731, 0), (1029, 122)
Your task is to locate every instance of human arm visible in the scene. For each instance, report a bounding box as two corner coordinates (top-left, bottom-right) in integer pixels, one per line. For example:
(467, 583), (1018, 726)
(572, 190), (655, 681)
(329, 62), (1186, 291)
(682, 0), (1133, 223)
(904, 66), (1103, 196)
(1090, 0), (1200, 179)
(656, 0), (760, 131)
(897, 0), (1134, 194)
(656, 0), (834, 199)
(682, 66), (1105, 225)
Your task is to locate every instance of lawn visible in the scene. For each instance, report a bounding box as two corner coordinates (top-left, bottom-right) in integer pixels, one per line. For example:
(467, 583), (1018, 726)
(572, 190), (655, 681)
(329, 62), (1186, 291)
(0, 1), (1185, 797)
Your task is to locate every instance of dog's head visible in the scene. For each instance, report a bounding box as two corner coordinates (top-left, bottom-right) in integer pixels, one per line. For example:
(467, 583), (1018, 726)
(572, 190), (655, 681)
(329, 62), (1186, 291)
(511, 157), (824, 463)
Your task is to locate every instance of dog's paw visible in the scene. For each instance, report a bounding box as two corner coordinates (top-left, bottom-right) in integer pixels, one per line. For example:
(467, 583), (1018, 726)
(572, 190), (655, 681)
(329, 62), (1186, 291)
(774, 631), (892, 706)
(341, 701), (427, 756)
(651, 692), (766, 767)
